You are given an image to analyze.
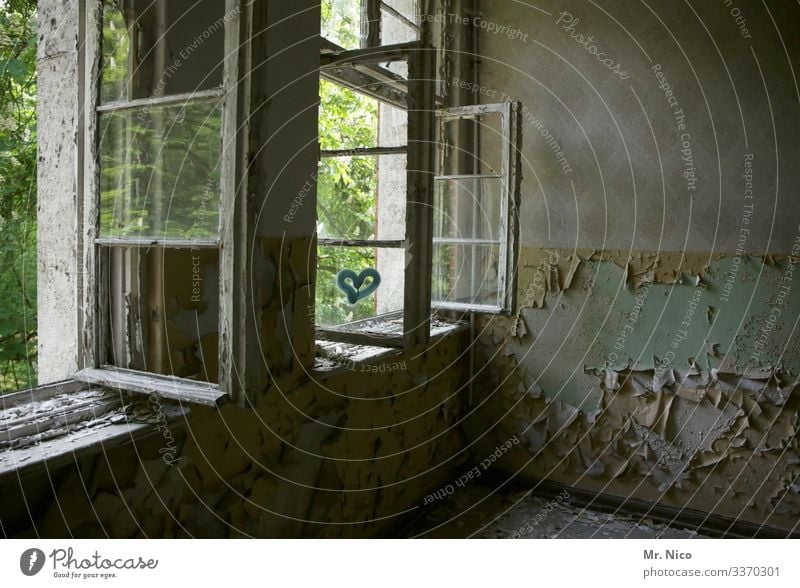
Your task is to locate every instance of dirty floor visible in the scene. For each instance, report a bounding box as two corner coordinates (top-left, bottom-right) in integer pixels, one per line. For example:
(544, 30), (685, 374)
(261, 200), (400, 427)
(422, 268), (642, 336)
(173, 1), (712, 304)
(403, 482), (704, 539)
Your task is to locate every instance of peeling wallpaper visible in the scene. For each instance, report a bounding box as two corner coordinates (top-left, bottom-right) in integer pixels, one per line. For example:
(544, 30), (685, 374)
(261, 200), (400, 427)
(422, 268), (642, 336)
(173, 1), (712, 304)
(470, 249), (800, 530)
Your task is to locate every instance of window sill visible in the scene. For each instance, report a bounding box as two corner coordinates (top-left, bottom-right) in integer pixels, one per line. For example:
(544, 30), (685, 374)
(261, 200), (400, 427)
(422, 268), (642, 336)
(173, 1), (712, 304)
(0, 381), (189, 479)
(313, 319), (467, 374)
(76, 367), (226, 407)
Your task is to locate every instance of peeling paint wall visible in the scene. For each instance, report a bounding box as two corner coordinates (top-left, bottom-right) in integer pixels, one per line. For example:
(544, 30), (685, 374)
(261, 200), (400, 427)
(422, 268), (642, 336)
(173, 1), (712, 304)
(469, 0), (800, 531)
(6, 340), (466, 538)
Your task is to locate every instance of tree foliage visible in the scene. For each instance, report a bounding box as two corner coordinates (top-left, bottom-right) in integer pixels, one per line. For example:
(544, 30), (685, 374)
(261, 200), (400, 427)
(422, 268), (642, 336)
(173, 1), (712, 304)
(317, 1), (399, 327)
(0, 0), (37, 392)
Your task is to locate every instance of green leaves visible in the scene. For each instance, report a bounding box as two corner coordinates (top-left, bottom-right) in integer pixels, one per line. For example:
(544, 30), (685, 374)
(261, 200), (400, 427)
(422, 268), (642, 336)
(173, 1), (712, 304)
(0, 0), (37, 392)
(1, 57), (26, 80)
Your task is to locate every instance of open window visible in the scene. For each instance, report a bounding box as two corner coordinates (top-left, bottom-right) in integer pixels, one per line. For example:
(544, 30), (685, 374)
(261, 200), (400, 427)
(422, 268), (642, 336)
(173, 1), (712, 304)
(74, 0), (247, 405)
(433, 102), (522, 314)
(316, 43), (435, 349)
(322, 0), (420, 51)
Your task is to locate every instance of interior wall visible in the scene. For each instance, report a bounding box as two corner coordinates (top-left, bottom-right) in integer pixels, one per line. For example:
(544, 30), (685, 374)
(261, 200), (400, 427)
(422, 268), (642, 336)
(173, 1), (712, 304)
(5, 339), (466, 538)
(465, 0), (800, 530)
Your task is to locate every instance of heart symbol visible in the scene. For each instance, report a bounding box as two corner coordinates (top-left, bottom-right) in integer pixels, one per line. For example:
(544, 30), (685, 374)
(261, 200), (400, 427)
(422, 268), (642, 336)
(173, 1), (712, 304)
(336, 268), (382, 305)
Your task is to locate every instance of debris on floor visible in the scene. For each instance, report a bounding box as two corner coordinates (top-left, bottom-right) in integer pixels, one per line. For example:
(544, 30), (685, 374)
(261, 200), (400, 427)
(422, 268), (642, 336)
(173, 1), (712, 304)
(406, 482), (704, 539)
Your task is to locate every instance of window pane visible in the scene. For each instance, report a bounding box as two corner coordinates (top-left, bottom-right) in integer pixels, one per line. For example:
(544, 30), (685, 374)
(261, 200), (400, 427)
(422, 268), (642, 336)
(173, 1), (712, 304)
(107, 247), (219, 383)
(438, 112), (504, 176)
(322, 0), (363, 50)
(381, 2), (419, 45)
(320, 81), (407, 151)
(321, 0), (419, 50)
(99, 100), (222, 240)
(316, 246), (404, 329)
(318, 154), (406, 241)
(434, 177), (503, 241)
(383, 0), (418, 17)
(433, 243), (501, 308)
(100, 0), (226, 103)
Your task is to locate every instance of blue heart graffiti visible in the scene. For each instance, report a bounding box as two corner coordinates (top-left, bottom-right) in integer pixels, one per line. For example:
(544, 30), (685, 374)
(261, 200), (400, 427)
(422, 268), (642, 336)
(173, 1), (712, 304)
(336, 268), (382, 305)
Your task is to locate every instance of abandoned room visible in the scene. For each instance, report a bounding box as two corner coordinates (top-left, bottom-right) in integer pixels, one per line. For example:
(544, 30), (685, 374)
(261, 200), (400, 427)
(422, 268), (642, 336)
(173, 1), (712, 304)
(0, 0), (799, 542)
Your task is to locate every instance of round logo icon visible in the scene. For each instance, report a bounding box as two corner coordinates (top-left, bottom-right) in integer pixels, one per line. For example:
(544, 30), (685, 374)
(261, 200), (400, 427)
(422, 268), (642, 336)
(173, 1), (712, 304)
(20, 548), (46, 576)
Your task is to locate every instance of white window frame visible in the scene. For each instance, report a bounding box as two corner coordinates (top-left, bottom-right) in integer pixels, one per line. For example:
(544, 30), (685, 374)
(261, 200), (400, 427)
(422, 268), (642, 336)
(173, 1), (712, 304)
(74, 0), (250, 406)
(432, 101), (522, 315)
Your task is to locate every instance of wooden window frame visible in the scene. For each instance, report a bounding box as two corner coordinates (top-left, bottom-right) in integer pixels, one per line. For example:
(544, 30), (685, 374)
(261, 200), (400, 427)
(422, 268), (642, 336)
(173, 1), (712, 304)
(317, 42), (436, 350)
(432, 101), (522, 315)
(75, 0), (251, 406)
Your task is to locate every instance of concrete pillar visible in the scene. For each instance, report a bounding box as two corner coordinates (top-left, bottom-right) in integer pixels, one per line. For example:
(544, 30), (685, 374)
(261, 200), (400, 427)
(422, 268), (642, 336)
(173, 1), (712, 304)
(36, 0), (81, 383)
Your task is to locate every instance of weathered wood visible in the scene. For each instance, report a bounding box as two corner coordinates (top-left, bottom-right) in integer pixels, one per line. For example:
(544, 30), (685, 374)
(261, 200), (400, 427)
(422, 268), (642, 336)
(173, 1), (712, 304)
(316, 328), (405, 349)
(438, 102), (508, 119)
(320, 41), (420, 66)
(321, 64), (408, 109)
(94, 238), (220, 249)
(432, 301), (503, 314)
(434, 173), (501, 180)
(95, 87), (225, 113)
(0, 403), (189, 479)
(78, 0), (103, 373)
(77, 368), (227, 407)
(318, 239), (405, 248)
(321, 146), (407, 158)
(0, 380), (87, 410)
(218, 0), (252, 405)
(2, 396), (123, 446)
(432, 238), (501, 246)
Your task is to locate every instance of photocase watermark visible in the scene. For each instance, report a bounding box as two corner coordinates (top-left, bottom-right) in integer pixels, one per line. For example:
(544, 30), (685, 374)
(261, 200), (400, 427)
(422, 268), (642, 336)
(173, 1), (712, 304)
(19, 548), (45, 577)
(342, 359), (407, 374)
(721, 153), (754, 303)
(19, 547), (158, 580)
(651, 63), (697, 195)
(423, 436), (520, 505)
(749, 224), (800, 364)
(148, 393), (181, 467)
(135, 5), (241, 122)
(555, 12), (629, 80)
(606, 283), (650, 366)
(284, 171), (317, 224)
(508, 490), (571, 538)
(520, 248), (560, 308)
(50, 548), (157, 580)
(451, 77), (573, 176)
(722, 0), (753, 39)
(655, 281), (707, 382)
(420, 13), (529, 42)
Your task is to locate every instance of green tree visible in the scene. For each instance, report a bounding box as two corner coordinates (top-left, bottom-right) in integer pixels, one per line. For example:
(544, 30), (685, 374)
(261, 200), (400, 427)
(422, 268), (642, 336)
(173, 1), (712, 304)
(0, 0), (37, 392)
